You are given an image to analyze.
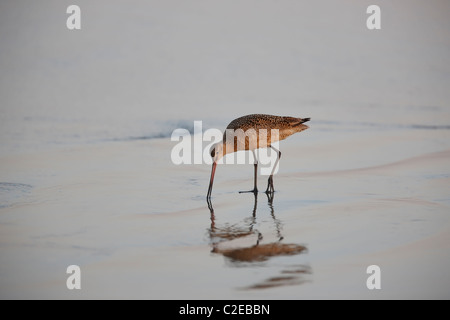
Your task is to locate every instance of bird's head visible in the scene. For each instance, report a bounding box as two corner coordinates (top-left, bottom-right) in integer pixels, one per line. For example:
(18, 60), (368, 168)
(210, 142), (227, 163)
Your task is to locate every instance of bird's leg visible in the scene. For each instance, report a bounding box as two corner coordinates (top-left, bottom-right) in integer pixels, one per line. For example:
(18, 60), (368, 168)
(239, 150), (258, 194)
(265, 146), (281, 194)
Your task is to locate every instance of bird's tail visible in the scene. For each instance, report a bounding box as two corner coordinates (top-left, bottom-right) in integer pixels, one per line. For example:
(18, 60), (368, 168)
(291, 117), (310, 127)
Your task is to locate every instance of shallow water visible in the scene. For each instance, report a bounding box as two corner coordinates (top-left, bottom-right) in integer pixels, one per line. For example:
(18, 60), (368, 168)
(1, 1), (450, 299)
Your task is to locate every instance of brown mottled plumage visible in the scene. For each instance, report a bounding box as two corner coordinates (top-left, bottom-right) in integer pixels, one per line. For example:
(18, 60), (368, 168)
(227, 114), (309, 132)
(224, 114), (310, 150)
(207, 114), (310, 199)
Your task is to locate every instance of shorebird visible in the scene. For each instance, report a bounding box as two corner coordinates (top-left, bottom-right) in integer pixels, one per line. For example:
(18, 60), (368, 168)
(207, 114), (310, 199)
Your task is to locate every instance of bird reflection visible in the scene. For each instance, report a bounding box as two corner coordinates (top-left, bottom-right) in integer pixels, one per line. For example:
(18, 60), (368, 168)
(207, 193), (311, 289)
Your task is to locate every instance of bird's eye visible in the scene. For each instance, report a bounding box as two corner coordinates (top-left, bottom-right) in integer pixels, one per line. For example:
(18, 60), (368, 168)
(210, 148), (215, 158)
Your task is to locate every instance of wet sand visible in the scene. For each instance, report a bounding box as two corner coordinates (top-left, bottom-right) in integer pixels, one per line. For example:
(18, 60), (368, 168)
(1, 126), (449, 299)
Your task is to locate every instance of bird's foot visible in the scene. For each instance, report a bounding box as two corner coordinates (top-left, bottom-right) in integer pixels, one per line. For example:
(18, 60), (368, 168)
(265, 176), (275, 194)
(239, 188), (258, 195)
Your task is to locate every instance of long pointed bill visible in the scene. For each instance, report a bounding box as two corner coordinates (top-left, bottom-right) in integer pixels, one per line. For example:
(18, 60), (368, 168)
(207, 161), (217, 199)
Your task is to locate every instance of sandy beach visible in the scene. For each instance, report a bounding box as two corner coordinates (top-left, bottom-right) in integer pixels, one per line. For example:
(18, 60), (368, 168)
(1, 128), (449, 299)
(1, 1), (450, 299)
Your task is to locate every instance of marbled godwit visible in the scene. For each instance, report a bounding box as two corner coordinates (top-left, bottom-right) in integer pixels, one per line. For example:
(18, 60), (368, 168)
(207, 114), (310, 199)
